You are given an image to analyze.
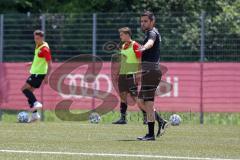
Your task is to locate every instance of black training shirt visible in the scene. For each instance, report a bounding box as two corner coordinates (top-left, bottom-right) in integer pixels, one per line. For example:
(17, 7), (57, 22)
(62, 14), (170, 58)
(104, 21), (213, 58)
(142, 27), (161, 63)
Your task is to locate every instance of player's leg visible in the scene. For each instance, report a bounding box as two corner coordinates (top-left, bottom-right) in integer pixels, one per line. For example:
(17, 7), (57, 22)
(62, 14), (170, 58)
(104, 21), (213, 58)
(21, 82), (41, 122)
(155, 109), (169, 137)
(112, 91), (128, 124)
(136, 101), (156, 140)
(21, 82), (38, 109)
(137, 85), (155, 140)
(141, 109), (147, 125)
(150, 70), (169, 137)
(148, 72), (168, 137)
(145, 100), (155, 139)
(130, 78), (147, 124)
(142, 101), (168, 138)
(149, 70), (169, 137)
(21, 74), (45, 122)
(113, 75), (128, 124)
(22, 75), (43, 109)
(137, 69), (167, 140)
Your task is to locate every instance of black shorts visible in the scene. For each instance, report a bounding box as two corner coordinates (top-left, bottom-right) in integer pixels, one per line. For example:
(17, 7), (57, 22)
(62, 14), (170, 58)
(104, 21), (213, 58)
(118, 74), (138, 97)
(138, 69), (162, 101)
(26, 74), (45, 88)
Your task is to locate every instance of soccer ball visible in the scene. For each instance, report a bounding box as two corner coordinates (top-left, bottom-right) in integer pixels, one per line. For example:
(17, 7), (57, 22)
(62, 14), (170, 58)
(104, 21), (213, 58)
(169, 114), (181, 126)
(17, 111), (29, 123)
(89, 112), (101, 124)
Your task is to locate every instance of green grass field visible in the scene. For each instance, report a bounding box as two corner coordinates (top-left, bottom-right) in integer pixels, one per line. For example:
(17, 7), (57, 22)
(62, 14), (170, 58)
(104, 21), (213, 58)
(0, 116), (240, 160)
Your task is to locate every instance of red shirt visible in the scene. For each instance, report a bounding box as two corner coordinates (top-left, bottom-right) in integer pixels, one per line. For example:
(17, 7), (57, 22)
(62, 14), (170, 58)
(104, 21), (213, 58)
(37, 46), (52, 61)
(122, 41), (142, 59)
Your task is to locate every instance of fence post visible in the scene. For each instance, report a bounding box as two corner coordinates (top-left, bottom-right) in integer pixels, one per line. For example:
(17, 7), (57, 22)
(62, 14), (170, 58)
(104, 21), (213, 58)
(200, 11), (205, 124)
(0, 14), (4, 121)
(40, 14), (46, 121)
(0, 14), (3, 62)
(92, 13), (97, 111)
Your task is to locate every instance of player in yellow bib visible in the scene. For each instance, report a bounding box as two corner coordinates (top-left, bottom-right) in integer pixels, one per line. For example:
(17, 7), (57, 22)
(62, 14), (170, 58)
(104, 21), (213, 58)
(21, 30), (52, 122)
(112, 27), (147, 124)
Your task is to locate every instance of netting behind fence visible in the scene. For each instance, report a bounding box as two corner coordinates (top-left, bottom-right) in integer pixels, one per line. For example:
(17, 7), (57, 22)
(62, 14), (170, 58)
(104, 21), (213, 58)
(1, 13), (239, 62)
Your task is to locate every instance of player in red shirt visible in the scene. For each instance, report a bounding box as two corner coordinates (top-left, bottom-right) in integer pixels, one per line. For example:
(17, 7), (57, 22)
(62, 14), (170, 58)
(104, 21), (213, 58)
(21, 30), (52, 122)
(112, 27), (147, 125)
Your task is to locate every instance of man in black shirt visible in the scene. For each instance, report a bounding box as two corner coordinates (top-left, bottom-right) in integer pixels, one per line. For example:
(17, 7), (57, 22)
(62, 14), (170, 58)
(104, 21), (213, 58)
(137, 11), (168, 141)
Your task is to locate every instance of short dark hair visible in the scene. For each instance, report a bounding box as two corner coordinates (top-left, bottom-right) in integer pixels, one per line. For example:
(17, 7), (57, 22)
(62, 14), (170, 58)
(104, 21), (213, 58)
(34, 30), (44, 37)
(141, 11), (155, 21)
(118, 27), (132, 36)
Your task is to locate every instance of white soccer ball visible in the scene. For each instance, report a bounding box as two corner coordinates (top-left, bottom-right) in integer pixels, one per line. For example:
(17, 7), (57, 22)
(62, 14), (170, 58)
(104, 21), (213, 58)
(17, 111), (29, 123)
(169, 114), (181, 126)
(89, 112), (101, 124)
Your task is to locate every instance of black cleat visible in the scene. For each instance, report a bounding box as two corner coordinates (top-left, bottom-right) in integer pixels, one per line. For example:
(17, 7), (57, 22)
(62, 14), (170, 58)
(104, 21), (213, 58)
(137, 134), (155, 141)
(157, 119), (169, 137)
(112, 118), (127, 124)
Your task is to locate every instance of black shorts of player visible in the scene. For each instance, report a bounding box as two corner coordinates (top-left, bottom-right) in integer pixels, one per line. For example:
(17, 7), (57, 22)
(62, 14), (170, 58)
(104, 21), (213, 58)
(26, 74), (46, 88)
(138, 69), (162, 101)
(118, 74), (138, 97)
